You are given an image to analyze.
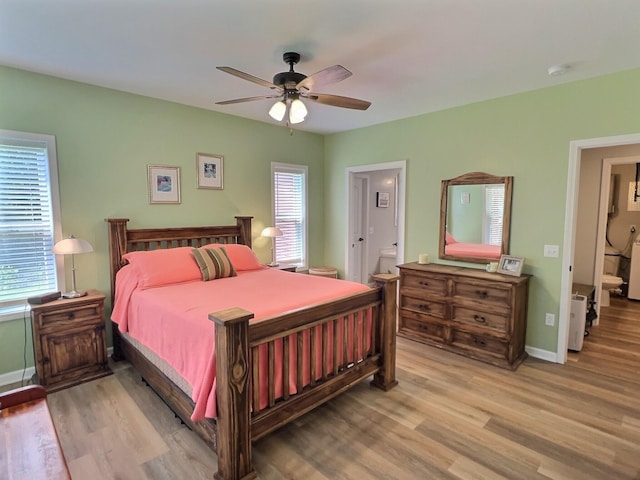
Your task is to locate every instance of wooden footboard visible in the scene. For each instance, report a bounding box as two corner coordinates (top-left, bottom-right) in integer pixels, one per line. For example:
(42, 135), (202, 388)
(105, 217), (398, 480)
(211, 273), (398, 480)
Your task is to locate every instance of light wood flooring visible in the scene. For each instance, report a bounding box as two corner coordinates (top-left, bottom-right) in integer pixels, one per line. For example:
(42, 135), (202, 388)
(12, 298), (640, 479)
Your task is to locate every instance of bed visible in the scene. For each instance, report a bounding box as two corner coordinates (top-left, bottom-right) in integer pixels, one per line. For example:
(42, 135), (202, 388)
(444, 231), (502, 259)
(106, 216), (399, 480)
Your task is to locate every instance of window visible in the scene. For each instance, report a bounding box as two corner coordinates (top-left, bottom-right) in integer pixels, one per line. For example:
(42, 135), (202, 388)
(483, 184), (505, 245)
(271, 163), (308, 267)
(0, 130), (62, 317)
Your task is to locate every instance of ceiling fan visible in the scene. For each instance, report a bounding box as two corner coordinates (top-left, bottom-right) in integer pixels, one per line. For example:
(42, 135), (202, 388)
(215, 52), (371, 125)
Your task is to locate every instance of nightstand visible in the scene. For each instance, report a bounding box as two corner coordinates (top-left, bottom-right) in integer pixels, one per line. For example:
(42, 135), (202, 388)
(30, 290), (111, 392)
(269, 263), (297, 272)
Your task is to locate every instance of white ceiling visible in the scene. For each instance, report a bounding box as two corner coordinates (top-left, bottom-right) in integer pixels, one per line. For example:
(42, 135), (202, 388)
(2, 0), (640, 135)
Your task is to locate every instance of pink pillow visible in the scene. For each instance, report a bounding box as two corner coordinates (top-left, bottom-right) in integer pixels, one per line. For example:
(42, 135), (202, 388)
(445, 231), (458, 245)
(203, 243), (264, 271)
(122, 247), (201, 287)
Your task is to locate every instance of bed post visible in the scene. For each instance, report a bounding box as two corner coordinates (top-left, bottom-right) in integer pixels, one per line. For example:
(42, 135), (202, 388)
(105, 218), (129, 361)
(235, 216), (253, 248)
(370, 273), (399, 391)
(210, 307), (257, 480)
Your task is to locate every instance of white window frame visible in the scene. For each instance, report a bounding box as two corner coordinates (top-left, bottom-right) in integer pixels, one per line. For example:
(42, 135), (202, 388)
(483, 184), (505, 246)
(0, 129), (63, 321)
(271, 162), (308, 268)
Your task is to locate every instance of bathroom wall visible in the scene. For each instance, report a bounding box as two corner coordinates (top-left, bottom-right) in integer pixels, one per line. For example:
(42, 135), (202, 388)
(367, 169), (400, 277)
(609, 163), (640, 257)
(573, 145), (640, 286)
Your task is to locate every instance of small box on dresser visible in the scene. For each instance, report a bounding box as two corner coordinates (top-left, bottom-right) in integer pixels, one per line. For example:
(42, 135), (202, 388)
(30, 289), (111, 391)
(398, 262), (530, 370)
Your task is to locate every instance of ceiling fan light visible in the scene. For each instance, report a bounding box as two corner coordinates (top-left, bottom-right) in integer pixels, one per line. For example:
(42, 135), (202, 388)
(269, 101), (286, 121)
(290, 98), (307, 119)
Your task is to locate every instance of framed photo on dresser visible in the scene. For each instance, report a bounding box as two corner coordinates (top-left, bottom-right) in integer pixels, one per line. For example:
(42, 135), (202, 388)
(497, 255), (525, 277)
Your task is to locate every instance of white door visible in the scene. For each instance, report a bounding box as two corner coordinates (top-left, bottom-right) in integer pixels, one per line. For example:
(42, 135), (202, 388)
(348, 175), (367, 283)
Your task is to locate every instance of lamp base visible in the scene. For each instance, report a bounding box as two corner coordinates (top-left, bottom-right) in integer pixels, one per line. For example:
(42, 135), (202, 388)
(62, 290), (87, 299)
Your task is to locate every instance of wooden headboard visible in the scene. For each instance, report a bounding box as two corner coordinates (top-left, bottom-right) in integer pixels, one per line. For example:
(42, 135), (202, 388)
(105, 216), (253, 304)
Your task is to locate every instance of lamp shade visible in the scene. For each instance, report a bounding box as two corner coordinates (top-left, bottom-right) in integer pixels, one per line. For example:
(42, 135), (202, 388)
(52, 236), (94, 255)
(261, 226), (283, 238)
(268, 101), (287, 121)
(289, 98), (308, 124)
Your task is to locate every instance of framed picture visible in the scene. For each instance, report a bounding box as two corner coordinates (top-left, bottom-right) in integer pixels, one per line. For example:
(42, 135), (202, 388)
(497, 255), (525, 277)
(148, 165), (181, 204)
(376, 191), (390, 208)
(197, 153), (224, 190)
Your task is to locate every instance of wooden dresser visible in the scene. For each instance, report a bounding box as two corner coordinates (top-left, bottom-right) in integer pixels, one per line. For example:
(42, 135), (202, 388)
(398, 262), (530, 370)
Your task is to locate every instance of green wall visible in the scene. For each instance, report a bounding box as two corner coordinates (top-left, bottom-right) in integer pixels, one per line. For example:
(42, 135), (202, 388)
(2, 64), (640, 377)
(324, 67), (640, 353)
(0, 66), (325, 376)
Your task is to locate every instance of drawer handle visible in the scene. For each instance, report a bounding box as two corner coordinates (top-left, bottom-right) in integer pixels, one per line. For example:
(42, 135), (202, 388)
(67, 312), (75, 320)
(473, 315), (487, 324)
(419, 324), (429, 331)
(474, 338), (486, 346)
(418, 304), (431, 311)
(475, 290), (488, 298)
(418, 281), (429, 286)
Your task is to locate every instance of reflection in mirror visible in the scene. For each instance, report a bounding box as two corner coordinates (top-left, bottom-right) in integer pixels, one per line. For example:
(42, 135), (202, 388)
(439, 172), (513, 264)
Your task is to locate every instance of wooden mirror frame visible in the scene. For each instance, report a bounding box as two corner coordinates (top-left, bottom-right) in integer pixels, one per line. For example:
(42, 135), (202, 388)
(438, 172), (513, 264)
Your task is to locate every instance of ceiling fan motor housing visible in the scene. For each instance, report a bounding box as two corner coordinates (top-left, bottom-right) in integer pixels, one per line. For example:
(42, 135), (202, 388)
(273, 52), (307, 89)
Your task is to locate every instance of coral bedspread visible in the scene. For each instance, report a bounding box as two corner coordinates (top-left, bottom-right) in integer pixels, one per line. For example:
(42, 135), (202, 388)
(445, 242), (501, 259)
(111, 267), (370, 421)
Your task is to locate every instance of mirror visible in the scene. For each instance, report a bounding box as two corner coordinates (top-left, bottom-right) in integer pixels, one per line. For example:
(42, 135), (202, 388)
(438, 172), (513, 264)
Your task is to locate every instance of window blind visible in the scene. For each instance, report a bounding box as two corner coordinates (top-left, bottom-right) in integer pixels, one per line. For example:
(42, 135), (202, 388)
(484, 184), (505, 245)
(273, 165), (307, 266)
(0, 139), (59, 307)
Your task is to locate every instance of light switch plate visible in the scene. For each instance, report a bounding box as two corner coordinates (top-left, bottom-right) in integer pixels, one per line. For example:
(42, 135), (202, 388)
(545, 313), (555, 326)
(544, 244), (559, 258)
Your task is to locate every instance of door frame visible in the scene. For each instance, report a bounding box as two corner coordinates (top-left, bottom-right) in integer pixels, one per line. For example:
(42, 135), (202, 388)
(559, 133), (640, 363)
(345, 160), (407, 283)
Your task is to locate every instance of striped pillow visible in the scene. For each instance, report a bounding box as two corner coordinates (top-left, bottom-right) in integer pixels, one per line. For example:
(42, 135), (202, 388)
(192, 247), (237, 281)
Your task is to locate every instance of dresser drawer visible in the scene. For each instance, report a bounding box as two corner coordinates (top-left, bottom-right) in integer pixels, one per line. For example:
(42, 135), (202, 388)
(401, 272), (448, 296)
(400, 296), (446, 319)
(34, 302), (102, 329)
(451, 330), (508, 358)
(399, 315), (445, 343)
(451, 306), (509, 335)
(452, 279), (510, 304)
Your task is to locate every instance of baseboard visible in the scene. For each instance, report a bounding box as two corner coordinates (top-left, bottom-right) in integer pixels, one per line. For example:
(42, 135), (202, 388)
(525, 345), (559, 363)
(1, 346), (115, 389)
(0, 366), (36, 388)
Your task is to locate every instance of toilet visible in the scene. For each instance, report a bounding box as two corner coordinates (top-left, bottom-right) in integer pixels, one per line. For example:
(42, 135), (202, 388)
(378, 246), (398, 274)
(601, 245), (623, 307)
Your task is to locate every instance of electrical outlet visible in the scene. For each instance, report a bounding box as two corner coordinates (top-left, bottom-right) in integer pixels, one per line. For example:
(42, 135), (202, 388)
(544, 244), (559, 258)
(545, 313), (555, 326)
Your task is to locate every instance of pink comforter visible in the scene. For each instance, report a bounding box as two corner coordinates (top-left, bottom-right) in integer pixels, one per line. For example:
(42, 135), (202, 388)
(111, 267), (370, 420)
(445, 242), (501, 259)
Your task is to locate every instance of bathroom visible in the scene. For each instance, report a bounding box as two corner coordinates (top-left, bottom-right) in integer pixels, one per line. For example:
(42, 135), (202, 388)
(574, 148), (640, 328)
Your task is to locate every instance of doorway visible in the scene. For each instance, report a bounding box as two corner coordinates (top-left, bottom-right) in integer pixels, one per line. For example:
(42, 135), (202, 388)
(559, 133), (640, 363)
(345, 160), (407, 284)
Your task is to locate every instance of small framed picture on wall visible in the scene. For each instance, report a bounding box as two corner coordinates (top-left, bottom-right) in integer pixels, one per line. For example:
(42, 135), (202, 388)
(197, 153), (224, 190)
(376, 192), (390, 208)
(148, 165), (181, 204)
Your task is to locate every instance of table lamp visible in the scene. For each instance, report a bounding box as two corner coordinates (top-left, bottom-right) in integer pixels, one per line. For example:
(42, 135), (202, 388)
(261, 226), (283, 267)
(52, 235), (94, 298)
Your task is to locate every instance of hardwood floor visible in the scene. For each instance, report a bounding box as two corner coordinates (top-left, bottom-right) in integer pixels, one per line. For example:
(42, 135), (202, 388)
(18, 298), (640, 478)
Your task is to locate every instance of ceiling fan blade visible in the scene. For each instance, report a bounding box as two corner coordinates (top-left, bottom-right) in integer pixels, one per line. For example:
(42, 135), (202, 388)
(216, 66), (283, 91)
(216, 94), (281, 105)
(296, 65), (352, 93)
(306, 93), (371, 110)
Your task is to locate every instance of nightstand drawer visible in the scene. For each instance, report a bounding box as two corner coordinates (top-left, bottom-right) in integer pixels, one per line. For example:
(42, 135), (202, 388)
(35, 302), (102, 329)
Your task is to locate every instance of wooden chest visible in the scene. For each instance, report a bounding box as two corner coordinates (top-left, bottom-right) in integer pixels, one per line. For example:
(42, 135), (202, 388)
(398, 262), (530, 369)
